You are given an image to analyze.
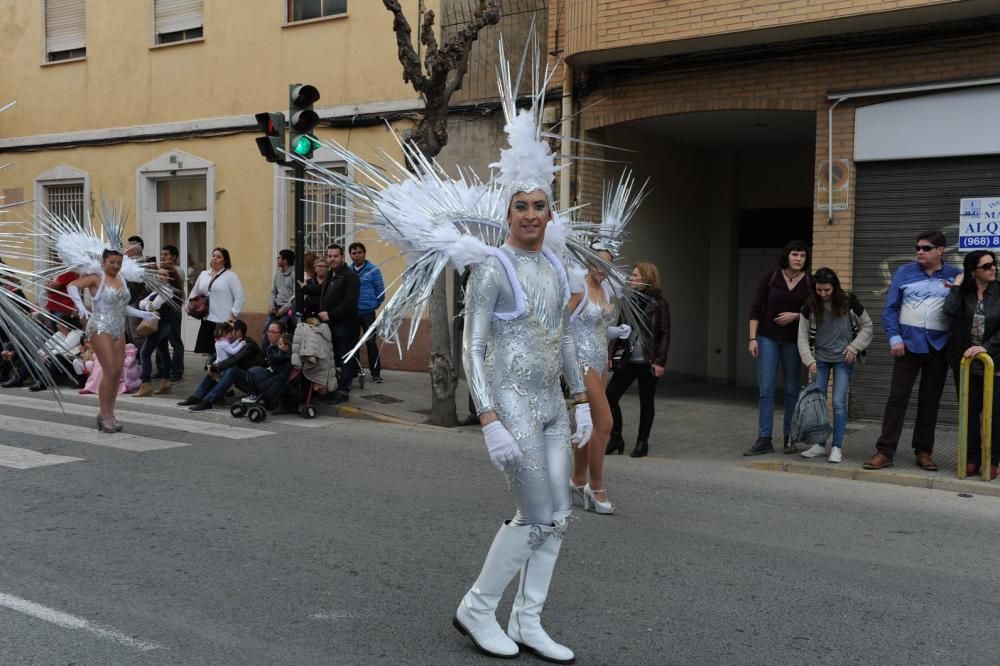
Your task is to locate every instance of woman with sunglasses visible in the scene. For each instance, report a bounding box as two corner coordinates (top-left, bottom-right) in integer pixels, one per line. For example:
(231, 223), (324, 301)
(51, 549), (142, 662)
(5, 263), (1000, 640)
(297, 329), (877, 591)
(944, 250), (1000, 480)
(796, 268), (873, 463)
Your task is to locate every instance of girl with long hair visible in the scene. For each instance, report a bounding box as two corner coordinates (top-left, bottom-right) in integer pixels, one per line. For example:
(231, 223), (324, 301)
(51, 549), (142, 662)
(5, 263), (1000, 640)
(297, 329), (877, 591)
(944, 249), (1000, 479)
(606, 261), (671, 459)
(796, 267), (873, 462)
(746, 240), (811, 456)
(68, 249), (157, 432)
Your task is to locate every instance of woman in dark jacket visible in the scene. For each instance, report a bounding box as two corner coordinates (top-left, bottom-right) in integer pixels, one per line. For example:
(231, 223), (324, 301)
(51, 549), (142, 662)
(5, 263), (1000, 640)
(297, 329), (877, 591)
(605, 261), (670, 458)
(944, 249), (1000, 480)
(745, 240), (811, 456)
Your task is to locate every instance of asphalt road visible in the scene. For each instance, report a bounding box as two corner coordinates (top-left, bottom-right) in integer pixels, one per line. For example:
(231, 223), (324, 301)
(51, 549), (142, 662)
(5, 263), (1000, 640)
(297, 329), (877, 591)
(0, 391), (997, 665)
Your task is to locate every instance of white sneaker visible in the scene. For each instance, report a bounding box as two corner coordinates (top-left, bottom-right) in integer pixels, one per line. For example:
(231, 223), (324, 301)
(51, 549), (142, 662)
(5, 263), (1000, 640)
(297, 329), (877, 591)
(828, 447), (843, 463)
(240, 394), (259, 404)
(800, 443), (830, 459)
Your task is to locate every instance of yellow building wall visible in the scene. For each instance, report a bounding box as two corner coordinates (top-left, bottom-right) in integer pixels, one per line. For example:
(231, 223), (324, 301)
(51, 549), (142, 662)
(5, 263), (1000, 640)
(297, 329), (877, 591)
(0, 122), (410, 313)
(0, 0), (434, 136)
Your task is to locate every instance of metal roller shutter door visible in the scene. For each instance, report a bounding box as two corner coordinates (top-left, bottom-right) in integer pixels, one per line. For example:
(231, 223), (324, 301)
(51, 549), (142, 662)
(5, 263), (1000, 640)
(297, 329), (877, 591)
(851, 155), (1000, 422)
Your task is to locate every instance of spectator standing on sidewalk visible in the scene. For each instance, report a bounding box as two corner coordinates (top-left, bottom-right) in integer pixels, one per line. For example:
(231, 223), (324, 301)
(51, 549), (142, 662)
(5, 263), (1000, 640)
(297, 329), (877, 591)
(320, 244), (360, 403)
(264, 250), (295, 339)
(943, 250), (1000, 480)
(124, 236), (153, 346)
(43, 270), (80, 330)
(745, 241), (811, 456)
(606, 261), (670, 458)
(158, 245), (185, 382)
(301, 257), (328, 318)
(796, 268), (873, 463)
(349, 242), (385, 383)
(864, 230), (960, 472)
(189, 247), (244, 355)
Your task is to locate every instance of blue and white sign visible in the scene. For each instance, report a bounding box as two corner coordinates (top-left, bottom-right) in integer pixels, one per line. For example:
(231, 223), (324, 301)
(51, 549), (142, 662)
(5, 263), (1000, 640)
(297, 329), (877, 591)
(959, 197), (1000, 250)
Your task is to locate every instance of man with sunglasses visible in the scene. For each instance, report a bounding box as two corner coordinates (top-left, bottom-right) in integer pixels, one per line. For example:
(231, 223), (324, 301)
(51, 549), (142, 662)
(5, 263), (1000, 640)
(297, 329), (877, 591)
(865, 230), (961, 472)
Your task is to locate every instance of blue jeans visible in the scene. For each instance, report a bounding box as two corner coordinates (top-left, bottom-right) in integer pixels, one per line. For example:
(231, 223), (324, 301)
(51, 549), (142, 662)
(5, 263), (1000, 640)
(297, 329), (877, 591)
(814, 360), (854, 448)
(194, 367), (250, 404)
(139, 315), (175, 382)
(757, 335), (801, 440)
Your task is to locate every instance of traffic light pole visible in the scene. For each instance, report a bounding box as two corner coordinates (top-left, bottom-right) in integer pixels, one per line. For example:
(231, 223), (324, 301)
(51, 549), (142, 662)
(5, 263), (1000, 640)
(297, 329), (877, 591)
(294, 162), (306, 316)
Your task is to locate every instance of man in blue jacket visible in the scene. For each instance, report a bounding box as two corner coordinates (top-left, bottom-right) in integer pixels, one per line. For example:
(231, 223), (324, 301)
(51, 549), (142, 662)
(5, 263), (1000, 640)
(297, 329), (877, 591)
(864, 230), (961, 472)
(350, 242), (385, 383)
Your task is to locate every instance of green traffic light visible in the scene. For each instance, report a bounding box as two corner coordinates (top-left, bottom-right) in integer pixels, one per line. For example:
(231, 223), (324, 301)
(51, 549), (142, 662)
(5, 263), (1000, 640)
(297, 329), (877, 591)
(293, 135), (319, 156)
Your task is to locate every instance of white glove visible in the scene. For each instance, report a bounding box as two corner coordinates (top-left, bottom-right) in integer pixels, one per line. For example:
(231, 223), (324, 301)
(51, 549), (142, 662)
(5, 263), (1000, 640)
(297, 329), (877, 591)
(67, 284), (91, 320)
(571, 403), (593, 448)
(126, 305), (158, 321)
(606, 324), (632, 340)
(481, 421), (522, 471)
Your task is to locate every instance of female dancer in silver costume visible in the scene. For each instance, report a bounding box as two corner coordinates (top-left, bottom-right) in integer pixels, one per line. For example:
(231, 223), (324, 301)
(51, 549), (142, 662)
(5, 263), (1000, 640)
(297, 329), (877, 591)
(454, 188), (591, 664)
(569, 248), (631, 514)
(68, 249), (156, 432)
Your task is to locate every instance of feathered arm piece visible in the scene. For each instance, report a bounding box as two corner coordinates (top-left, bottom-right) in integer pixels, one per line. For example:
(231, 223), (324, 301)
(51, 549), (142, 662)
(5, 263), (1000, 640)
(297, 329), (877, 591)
(284, 133), (506, 361)
(0, 266), (71, 406)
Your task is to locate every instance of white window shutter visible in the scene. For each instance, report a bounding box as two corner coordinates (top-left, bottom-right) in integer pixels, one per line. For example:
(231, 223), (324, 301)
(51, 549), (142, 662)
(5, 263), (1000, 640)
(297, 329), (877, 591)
(45, 0), (86, 54)
(154, 0), (203, 35)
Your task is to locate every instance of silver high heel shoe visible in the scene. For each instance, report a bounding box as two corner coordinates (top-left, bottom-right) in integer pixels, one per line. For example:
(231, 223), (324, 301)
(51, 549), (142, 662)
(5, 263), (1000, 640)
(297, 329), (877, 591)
(569, 481), (585, 507)
(583, 484), (615, 515)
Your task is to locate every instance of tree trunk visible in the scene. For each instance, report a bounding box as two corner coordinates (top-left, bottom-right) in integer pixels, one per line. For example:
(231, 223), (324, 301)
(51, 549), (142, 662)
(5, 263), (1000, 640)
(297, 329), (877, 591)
(427, 272), (457, 426)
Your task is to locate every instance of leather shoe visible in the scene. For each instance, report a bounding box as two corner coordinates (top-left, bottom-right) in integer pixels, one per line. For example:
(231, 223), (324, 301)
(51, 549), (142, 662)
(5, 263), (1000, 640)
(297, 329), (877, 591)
(967, 463), (980, 477)
(188, 400), (213, 412)
(177, 395), (201, 406)
(915, 451), (938, 471)
(863, 452), (894, 470)
(743, 437), (774, 456)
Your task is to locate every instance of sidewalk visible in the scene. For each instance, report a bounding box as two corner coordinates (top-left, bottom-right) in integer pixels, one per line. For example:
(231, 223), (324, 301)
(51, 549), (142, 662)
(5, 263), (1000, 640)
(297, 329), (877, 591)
(168, 365), (1000, 497)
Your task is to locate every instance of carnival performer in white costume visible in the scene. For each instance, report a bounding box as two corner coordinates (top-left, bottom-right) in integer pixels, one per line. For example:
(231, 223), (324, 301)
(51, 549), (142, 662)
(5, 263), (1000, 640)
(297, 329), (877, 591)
(568, 173), (648, 515)
(0, 198), (166, 417)
(69, 247), (157, 432)
(283, 36), (643, 664)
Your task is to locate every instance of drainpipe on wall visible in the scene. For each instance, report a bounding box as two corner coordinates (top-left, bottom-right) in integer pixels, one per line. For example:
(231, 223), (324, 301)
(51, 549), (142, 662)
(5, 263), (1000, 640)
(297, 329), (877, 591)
(559, 62), (574, 211)
(828, 96), (845, 225)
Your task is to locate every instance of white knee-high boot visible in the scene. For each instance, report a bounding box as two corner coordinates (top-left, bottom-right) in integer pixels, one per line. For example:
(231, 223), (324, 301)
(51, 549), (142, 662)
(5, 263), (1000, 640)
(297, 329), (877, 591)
(507, 510), (575, 664)
(454, 521), (539, 659)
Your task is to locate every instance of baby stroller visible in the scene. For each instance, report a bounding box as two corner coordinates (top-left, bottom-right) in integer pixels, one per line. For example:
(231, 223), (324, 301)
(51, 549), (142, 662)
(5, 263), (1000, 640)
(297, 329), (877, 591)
(231, 317), (338, 423)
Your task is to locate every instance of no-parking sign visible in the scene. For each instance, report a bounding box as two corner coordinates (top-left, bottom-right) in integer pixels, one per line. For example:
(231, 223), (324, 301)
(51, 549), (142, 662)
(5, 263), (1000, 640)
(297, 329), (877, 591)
(959, 197), (1000, 250)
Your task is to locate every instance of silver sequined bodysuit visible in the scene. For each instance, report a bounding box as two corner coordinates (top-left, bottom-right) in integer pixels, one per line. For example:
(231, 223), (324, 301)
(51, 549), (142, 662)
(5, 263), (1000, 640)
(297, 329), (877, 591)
(88, 276), (130, 340)
(463, 244), (586, 526)
(570, 285), (616, 377)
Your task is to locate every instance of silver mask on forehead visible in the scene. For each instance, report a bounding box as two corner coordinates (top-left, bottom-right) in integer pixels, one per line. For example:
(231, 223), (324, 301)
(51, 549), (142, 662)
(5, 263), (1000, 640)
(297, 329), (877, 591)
(504, 182), (553, 212)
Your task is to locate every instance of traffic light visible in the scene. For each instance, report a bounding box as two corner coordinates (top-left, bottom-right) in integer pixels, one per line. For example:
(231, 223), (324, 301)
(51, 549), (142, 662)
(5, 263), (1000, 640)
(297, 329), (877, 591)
(254, 112), (285, 163)
(289, 83), (321, 159)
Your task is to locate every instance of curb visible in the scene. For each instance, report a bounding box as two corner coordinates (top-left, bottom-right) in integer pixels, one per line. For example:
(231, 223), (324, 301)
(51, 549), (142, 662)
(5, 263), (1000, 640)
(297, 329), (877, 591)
(334, 404), (422, 426)
(749, 460), (1000, 497)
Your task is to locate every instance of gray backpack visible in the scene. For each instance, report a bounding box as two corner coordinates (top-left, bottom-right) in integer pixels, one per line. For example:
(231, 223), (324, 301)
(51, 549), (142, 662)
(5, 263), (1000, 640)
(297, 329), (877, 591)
(789, 382), (831, 445)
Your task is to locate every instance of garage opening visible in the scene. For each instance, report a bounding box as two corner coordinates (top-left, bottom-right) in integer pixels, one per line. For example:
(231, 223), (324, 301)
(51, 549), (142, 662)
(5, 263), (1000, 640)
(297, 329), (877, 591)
(602, 110), (816, 388)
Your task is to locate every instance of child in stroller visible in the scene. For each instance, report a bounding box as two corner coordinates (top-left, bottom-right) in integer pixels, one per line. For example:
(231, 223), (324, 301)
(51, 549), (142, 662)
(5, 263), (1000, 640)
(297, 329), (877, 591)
(233, 333), (292, 422)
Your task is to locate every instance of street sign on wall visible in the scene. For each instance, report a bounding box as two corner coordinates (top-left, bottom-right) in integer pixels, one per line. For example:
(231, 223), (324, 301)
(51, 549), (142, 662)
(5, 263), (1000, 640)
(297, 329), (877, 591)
(959, 197), (1000, 250)
(816, 159), (850, 212)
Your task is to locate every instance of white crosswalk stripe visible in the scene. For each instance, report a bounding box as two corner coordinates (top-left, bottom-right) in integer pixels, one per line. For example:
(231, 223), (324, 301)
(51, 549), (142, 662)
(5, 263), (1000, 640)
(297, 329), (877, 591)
(0, 415), (189, 453)
(0, 444), (83, 469)
(2, 394), (273, 439)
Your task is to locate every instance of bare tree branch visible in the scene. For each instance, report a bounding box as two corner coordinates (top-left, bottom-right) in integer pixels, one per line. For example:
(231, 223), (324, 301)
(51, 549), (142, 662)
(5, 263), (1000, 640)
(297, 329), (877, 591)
(383, 0), (428, 92)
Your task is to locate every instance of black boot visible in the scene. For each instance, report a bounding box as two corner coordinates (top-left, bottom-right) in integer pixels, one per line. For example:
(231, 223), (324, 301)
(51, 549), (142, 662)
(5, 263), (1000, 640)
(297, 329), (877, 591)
(743, 437), (774, 456)
(630, 440), (648, 458)
(606, 433), (625, 455)
(782, 434), (798, 454)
